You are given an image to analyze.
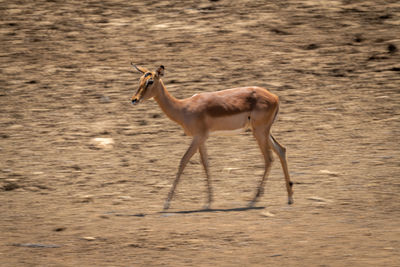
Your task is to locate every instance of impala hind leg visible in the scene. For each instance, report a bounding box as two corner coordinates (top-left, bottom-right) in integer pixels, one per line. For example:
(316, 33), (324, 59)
(199, 143), (213, 209)
(249, 129), (273, 207)
(269, 134), (294, 204)
(164, 137), (203, 210)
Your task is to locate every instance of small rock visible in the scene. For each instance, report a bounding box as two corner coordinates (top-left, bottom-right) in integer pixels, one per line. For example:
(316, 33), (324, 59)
(354, 35), (363, 43)
(261, 211), (275, 217)
(100, 95), (110, 103)
(155, 246), (169, 251)
(70, 165), (81, 171)
(305, 43), (319, 50)
(2, 182), (20, 191)
(74, 194), (94, 203)
(82, 236), (96, 241)
(24, 186), (40, 192)
(0, 133), (9, 139)
(138, 120), (147, 126)
(388, 44), (397, 54)
(128, 243), (143, 248)
(223, 167), (239, 173)
(319, 170), (339, 176)
(383, 247), (395, 250)
(326, 107), (339, 111)
(90, 137), (114, 150)
(307, 196), (331, 203)
(118, 196), (132, 200)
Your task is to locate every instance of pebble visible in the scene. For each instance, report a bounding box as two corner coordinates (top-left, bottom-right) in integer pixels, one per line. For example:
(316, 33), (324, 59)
(90, 137), (114, 149)
(73, 194), (94, 203)
(319, 170), (339, 176)
(261, 211), (276, 217)
(223, 167), (239, 173)
(118, 196), (132, 200)
(307, 196), (331, 203)
(82, 236), (96, 241)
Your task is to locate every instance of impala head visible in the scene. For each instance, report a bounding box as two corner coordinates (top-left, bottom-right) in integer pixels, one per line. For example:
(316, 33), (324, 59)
(131, 63), (164, 105)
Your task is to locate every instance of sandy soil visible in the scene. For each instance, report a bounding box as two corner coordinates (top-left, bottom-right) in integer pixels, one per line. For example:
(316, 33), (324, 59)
(1, 0), (400, 266)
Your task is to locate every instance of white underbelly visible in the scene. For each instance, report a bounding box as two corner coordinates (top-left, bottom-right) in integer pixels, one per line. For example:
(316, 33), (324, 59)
(208, 113), (251, 136)
(210, 128), (249, 136)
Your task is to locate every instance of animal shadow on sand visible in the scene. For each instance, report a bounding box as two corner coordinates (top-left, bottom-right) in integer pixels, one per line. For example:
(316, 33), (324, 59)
(111, 206), (265, 217)
(160, 206), (265, 215)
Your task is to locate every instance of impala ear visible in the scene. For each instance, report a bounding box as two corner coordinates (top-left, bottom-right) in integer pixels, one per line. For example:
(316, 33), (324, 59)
(131, 63), (148, 74)
(156, 65), (164, 77)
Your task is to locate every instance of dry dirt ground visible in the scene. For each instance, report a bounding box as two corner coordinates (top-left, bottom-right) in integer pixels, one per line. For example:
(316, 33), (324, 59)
(1, 0), (400, 266)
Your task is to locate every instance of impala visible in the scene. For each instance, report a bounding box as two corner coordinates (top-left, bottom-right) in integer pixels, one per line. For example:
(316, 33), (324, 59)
(131, 64), (293, 210)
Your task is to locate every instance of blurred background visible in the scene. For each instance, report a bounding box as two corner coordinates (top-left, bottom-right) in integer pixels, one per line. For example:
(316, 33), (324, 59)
(1, 0), (399, 266)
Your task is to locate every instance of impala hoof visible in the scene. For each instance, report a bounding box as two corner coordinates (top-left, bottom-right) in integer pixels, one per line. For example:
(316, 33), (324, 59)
(163, 201), (170, 211)
(248, 200), (256, 208)
(288, 197), (294, 205)
(203, 205), (211, 211)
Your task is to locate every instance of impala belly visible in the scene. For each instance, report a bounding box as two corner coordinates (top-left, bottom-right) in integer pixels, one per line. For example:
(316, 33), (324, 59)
(210, 128), (248, 136)
(207, 112), (251, 136)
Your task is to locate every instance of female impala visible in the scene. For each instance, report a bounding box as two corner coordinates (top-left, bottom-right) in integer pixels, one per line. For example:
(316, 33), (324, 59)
(131, 64), (293, 210)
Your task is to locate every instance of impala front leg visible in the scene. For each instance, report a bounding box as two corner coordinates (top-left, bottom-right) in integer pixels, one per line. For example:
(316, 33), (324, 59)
(199, 143), (212, 210)
(163, 136), (203, 211)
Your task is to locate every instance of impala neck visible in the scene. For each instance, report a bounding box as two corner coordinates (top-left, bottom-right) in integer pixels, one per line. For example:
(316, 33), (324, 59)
(154, 80), (183, 125)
